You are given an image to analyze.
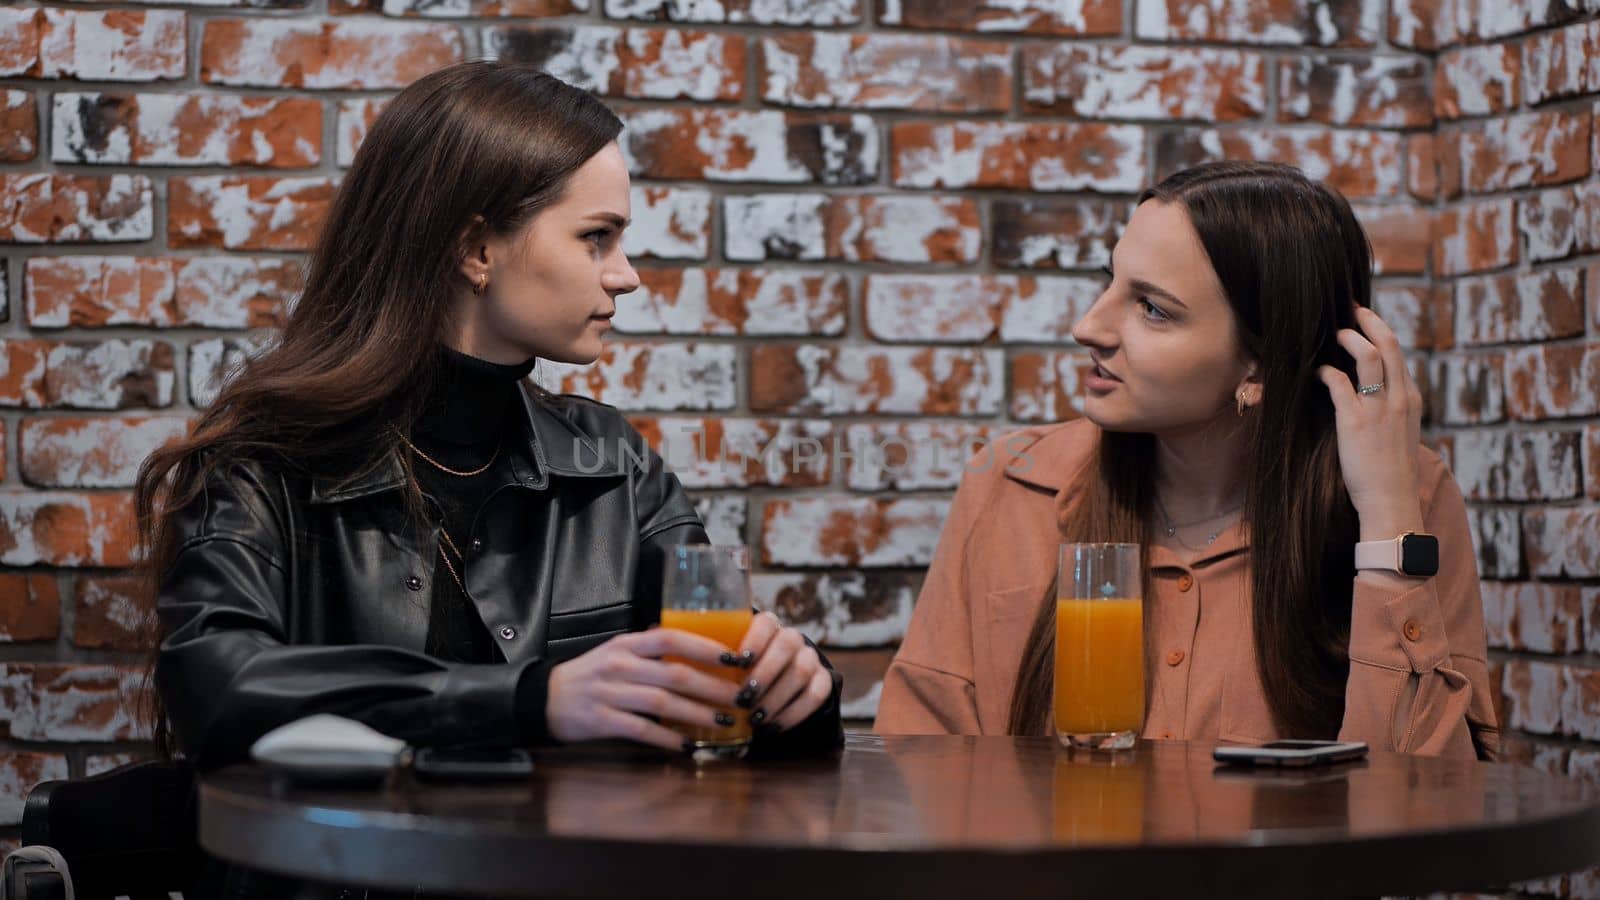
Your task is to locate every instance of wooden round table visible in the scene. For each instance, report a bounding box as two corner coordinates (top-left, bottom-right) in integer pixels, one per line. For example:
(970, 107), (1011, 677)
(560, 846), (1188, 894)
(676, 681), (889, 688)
(200, 734), (1600, 898)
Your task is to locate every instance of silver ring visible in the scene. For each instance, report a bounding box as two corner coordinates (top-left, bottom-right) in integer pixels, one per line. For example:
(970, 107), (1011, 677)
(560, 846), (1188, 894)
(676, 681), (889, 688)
(1357, 382), (1385, 395)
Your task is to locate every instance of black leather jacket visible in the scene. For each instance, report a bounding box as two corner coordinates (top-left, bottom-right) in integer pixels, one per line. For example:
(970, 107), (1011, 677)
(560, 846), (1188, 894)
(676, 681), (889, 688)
(155, 388), (843, 769)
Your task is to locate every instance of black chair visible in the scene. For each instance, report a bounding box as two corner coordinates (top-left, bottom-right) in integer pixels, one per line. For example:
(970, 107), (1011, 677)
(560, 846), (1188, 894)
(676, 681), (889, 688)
(7, 760), (207, 900)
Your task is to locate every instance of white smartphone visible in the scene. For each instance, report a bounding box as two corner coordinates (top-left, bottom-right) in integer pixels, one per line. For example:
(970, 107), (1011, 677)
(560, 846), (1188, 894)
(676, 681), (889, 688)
(1212, 739), (1369, 768)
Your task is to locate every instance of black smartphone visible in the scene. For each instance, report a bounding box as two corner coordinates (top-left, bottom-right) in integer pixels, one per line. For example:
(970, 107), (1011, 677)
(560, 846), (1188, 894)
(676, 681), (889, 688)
(1212, 739), (1369, 768)
(411, 746), (534, 782)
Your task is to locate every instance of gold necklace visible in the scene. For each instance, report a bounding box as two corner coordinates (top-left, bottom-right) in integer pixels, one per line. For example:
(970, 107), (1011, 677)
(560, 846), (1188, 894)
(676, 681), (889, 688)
(393, 429), (499, 477)
(436, 526), (468, 595)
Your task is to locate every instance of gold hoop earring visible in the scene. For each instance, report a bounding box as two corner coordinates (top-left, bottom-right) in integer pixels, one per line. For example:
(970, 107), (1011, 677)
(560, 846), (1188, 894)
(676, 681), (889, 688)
(472, 273), (488, 297)
(1236, 389), (1248, 416)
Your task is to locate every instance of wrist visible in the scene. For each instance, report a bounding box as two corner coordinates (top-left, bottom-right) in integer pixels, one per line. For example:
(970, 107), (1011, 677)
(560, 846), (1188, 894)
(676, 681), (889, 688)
(1356, 504), (1424, 542)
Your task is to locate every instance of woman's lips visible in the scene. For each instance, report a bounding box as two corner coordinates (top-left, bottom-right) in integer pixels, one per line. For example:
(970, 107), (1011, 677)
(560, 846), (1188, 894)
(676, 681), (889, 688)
(1085, 362), (1121, 392)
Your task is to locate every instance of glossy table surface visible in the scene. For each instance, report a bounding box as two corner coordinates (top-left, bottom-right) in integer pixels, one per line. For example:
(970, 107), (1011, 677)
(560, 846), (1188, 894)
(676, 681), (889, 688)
(200, 733), (1600, 898)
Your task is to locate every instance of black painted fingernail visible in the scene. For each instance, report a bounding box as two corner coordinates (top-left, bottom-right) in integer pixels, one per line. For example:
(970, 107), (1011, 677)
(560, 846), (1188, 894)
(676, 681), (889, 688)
(735, 681), (760, 708)
(719, 651), (740, 666)
(750, 708), (767, 727)
(739, 650), (755, 668)
(714, 712), (735, 727)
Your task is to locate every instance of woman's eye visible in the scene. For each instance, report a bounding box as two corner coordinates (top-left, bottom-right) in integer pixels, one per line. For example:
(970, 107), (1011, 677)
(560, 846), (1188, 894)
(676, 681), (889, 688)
(1137, 297), (1170, 321)
(584, 229), (613, 245)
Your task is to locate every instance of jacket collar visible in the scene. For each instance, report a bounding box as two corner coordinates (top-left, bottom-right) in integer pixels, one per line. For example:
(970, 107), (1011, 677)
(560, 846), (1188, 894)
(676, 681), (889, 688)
(308, 386), (627, 504)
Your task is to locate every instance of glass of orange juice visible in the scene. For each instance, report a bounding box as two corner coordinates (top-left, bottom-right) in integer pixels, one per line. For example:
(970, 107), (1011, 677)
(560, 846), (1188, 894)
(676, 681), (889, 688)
(1055, 542), (1144, 751)
(660, 544), (755, 763)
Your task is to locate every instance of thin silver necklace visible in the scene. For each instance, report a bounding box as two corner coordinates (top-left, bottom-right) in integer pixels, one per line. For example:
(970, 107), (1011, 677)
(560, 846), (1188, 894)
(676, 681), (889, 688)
(1153, 493), (1243, 550)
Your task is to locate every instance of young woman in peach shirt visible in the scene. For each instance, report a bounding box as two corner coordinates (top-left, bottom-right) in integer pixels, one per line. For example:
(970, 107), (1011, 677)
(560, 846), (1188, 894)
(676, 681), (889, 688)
(875, 161), (1498, 759)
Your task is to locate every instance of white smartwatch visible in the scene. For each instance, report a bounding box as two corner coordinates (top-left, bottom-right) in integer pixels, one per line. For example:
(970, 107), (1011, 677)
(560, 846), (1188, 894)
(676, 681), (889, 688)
(1354, 532), (1439, 577)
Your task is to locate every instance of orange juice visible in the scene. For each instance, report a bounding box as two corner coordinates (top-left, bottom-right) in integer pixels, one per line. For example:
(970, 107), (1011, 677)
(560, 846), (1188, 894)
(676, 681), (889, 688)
(661, 608), (753, 747)
(1053, 598), (1144, 735)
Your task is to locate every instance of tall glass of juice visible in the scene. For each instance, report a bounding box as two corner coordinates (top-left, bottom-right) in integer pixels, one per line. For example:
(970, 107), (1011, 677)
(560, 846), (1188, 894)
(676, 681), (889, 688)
(1054, 543), (1144, 751)
(660, 544), (754, 763)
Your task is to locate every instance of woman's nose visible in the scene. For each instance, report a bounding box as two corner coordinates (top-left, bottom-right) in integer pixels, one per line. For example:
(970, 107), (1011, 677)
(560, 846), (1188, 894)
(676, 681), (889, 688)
(605, 254), (640, 296)
(1070, 291), (1118, 350)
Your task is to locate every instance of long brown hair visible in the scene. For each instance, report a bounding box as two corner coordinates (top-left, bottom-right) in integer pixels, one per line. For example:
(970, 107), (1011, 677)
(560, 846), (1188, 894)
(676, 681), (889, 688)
(134, 62), (623, 756)
(1007, 161), (1369, 739)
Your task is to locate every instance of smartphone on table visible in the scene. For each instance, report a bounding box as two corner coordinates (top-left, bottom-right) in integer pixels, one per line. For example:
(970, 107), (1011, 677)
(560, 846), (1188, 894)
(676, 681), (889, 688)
(1212, 740), (1368, 768)
(411, 746), (535, 782)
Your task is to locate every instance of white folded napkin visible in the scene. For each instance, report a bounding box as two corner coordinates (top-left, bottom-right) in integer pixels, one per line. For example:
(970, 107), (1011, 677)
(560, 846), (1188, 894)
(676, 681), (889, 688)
(250, 714), (407, 779)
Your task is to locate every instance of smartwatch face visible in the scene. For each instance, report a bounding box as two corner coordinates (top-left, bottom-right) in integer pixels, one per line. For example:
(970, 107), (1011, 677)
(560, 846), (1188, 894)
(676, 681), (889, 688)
(1400, 534), (1440, 577)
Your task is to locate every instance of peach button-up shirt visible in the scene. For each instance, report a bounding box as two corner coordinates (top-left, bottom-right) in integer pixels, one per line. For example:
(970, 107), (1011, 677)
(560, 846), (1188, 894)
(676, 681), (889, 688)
(874, 419), (1500, 760)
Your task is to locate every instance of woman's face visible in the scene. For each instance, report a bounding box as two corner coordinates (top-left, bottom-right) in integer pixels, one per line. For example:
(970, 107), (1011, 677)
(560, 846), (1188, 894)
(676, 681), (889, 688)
(456, 141), (639, 365)
(1070, 200), (1256, 435)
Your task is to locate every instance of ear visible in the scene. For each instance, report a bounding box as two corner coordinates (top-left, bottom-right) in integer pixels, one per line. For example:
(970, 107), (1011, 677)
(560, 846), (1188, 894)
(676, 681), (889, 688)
(455, 216), (492, 285)
(1235, 364), (1263, 408)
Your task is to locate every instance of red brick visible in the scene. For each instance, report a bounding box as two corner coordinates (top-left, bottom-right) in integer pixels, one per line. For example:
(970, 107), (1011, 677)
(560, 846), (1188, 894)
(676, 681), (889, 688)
(1458, 0), (1586, 42)
(1433, 199), (1516, 277)
(1, 90), (37, 161)
(621, 269), (847, 336)
(175, 258), (301, 328)
(169, 176), (336, 251)
(26, 256), (176, 328)
(891, 122), (1145, 193)
(1454, 268), (1586, 347)
(0, 574), (61, 643)
(1502, 658), (1564, 735)
(201, 19), (463, 89)
(1389, 0), (1457, 50)
(877, 0), (1119, 33)
(629, 417), (833, 489)
(606, 0), (860, 24)
(1433, 126), (1464, 200)
(85, 752), (144, 778)
(1427, 285), (1456, 352)
(536, 343), (737, 412)
(1011, 351), (1091, 423)
(840, 422), (997, 492)
(0, 339), (176, 410)
(0, 417), (5, 479)
(52, 93), (321, 168)
(992, 198), (1127, 271)
(20, 417), (190, 488)
(831, 648), (896, 719)
(1279, 56), (1431, 128)
(749, 346), (1002, 416)
(1452, 430), (1582, 502)
(763, 34), (1010, 113)
(0, 9), (186, 82)
(761, 497), (949, 568)
(1435, 43), (1520, 119)
(1563, 663), (1600, 741)
(1428, 352), (1505, 425)
(1506, 343), (1600, 421)
(0, 174), (153, 243)
(0, 493), (136, 566)
(621, 109), (877, 185)
(751, 571), (917, 647)
(0, 753), (68, 827)
(723, 194), (980, 265)
(1518, 183), (1600, 263)
(1479, 582), (1582, 654)
(1372, 286), (1433, 350)
(487, 27), (744, 103)
(1024, 45), (1264, 121)
(335, 0), (580, 14)
(1135, 0), (1383, 46)
(187, 336), (269, 409)
(1468, 507), (1522, 579)
(1594, 100), (1599, 182)
(1586, 586), (1600, 651)
(1523, 19), (1600, 105)
(1459, 110), (1591, 195)
(0, 663), (147, 741)
(864, 274), (1099, 344)
(1523, 506), (1600, 578)
(73, 574), (145, 651)
(627, 187), (711, 261)
(693, 496), (746, 546)
(336, 97), (386, 167)
(1407, 134), (1438, 201)
(1354, 205), (1430, 276)
(1155, 128), (1405, 199)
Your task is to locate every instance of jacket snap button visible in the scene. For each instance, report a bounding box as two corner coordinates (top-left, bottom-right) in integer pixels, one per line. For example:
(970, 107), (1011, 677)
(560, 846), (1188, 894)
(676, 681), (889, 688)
(1165, 649), (1185, 667)
(499, 626), (517, 640)
(471, 538), (484, 552)
(1176, 574), (1194, 592)
(1403, 619), (1423, 642)
(405, 575), (423, 591)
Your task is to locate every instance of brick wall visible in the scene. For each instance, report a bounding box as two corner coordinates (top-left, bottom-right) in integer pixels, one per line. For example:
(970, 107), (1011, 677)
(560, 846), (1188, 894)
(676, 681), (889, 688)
(0, 0), (1596, 892)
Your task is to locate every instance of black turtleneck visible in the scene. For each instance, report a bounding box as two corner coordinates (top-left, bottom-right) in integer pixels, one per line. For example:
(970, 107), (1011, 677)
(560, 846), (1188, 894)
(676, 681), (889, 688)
(410, 346), (535, 667)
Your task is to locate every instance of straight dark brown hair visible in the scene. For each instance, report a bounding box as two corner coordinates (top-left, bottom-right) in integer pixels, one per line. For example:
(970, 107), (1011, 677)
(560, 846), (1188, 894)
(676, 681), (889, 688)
(1007, 161), (1369, 740)
(134, 62), (623, 756)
